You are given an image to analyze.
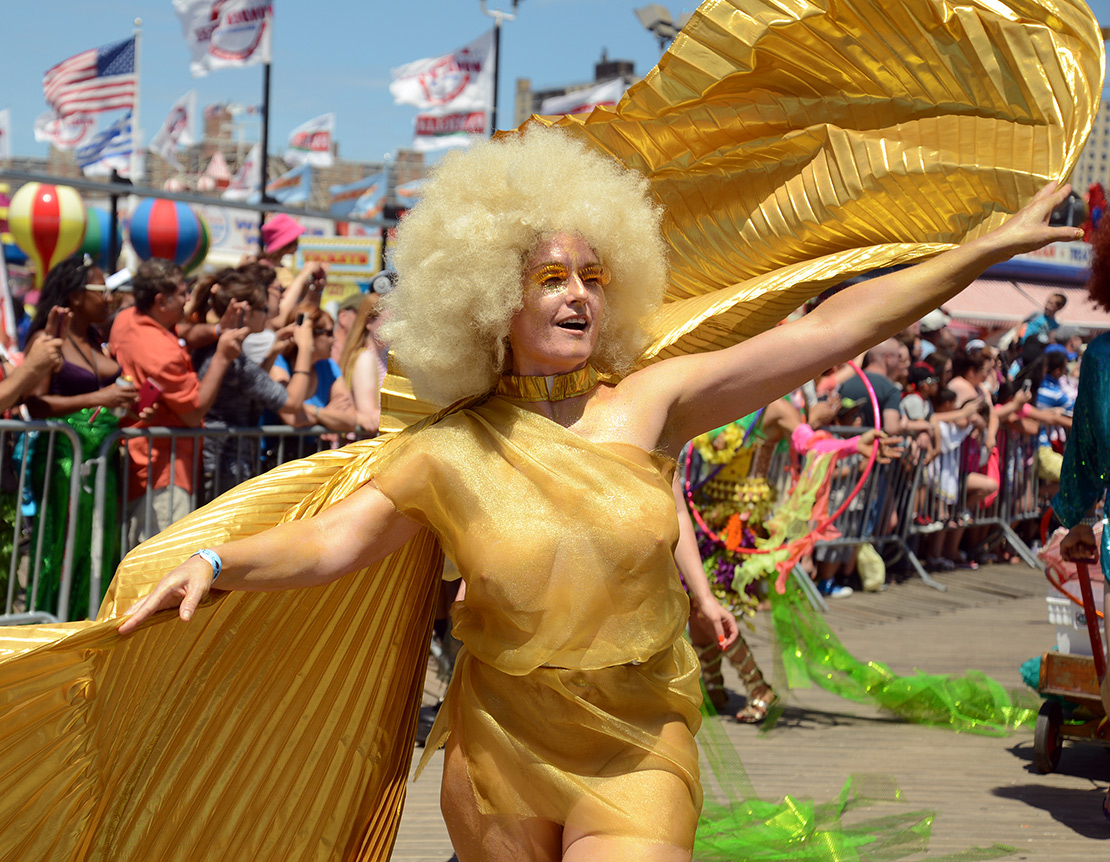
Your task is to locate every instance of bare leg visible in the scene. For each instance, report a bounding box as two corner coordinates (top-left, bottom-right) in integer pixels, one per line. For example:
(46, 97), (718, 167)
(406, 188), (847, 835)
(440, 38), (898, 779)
(561, 769), (696, 862)
(563, 834), (691, 862)
(440, 734), (562, 862)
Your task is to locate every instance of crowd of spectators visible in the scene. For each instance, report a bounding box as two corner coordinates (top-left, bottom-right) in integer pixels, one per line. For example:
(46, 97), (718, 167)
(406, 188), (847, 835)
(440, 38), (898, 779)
(0, 214), (391, 619)
(802, 290), (1083, 596)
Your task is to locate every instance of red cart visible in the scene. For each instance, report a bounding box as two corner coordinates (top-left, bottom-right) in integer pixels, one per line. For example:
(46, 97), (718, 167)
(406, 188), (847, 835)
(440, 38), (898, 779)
(1034, 520), (1109, 773)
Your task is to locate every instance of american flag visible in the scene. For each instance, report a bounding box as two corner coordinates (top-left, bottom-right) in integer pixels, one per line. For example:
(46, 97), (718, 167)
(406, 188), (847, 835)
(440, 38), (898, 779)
(43, 37), (136, 117)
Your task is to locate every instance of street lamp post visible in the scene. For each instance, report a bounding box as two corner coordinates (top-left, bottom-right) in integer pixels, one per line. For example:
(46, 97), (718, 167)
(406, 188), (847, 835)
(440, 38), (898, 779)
(634, 5), (691, 52)
(480, 0), (522, 135)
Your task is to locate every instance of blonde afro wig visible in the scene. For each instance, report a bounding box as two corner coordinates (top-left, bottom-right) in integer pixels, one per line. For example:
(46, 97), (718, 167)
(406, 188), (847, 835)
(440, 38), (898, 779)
(382, 124), (667, 406)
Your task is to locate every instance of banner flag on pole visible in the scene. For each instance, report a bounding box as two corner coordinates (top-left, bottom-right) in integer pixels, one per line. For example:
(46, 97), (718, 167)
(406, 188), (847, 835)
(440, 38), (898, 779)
(34, 111), (97, 150)
(394, 178), (427, 205)
(43, 37), (136, 117)
(223, 142), (263, 201)
(390, 30), (494, 113)
(75, 111), (133, 177)
(174, 0), (274, 78)
(284, 113), (334, 168)
(266, 161), (312, 205)
(150, 90), (196, 171)
(538, 78), (627, 116)
(0, 110), (10, 161)
(329, 173), (385, 219)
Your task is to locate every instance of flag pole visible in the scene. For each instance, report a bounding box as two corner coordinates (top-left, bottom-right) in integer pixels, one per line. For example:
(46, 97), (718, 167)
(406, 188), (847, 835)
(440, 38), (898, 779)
(131, 18), (143, 183)
(259, 61), (272, 222)
(480, 1), (520, 136)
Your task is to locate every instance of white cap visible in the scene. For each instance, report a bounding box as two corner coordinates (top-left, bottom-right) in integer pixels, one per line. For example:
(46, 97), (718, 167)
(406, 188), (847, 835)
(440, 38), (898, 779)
(918, 309), (950, 333)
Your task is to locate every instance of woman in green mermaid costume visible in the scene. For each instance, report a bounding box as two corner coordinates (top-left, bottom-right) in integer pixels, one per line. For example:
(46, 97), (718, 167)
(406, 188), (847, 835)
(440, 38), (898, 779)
(23, 253), (139, 619)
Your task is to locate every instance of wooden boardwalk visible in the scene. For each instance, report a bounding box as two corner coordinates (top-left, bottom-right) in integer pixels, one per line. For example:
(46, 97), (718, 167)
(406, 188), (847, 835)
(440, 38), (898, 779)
(390, 563), (1110, 860)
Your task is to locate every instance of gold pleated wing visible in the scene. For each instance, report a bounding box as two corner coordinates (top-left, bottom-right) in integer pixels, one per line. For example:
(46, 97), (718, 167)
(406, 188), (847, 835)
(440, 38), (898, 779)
(0, 435), (445, 861)
(536, 0), (1104, 363)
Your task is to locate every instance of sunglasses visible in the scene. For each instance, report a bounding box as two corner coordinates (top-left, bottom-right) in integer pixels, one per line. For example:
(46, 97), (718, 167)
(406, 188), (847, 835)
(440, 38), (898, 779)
(314, 328), (334, 337)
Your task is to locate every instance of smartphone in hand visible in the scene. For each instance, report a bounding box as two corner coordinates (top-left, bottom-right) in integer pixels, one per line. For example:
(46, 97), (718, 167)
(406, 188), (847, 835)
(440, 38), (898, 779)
(52, 308), (69, 337)
(296, 312), (305, 326)
(136, 378), (162, 412)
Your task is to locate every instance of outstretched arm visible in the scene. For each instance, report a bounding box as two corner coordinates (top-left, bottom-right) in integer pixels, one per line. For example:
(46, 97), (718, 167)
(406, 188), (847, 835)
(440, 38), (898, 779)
(635, 183), (1083, 454)
(118, 481), (422, 634)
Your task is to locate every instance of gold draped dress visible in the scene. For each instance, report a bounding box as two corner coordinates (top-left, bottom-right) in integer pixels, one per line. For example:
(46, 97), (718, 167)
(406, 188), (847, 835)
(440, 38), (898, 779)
(376, 392), (703, 844)
(0, 1), (1101, 860)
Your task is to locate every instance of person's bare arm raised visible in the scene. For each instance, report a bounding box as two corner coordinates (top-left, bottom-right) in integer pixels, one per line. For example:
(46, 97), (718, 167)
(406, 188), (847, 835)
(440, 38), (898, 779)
(621, 183), (1084, 456)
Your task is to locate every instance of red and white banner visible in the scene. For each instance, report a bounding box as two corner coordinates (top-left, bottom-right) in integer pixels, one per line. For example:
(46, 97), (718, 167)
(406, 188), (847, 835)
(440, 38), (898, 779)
(412, 111), (489, 152)
(0, 110), (9, 161)
(33, 110), (97, 150)
(150, 90), (197, 170)
(174, 0), (274, 78)
(223, 142), (262, 201)
(390, 30), (494, 113)
(539, 78), (627, 117)
(284, 113), (334, 168)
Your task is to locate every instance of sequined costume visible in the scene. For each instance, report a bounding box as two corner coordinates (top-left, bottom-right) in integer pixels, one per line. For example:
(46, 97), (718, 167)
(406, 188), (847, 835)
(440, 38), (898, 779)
(1051, 331), (1110, 717)
(1053, 332), (1110, 575)
(0, 2), (1100, 859)
(689, 412), (781, 613)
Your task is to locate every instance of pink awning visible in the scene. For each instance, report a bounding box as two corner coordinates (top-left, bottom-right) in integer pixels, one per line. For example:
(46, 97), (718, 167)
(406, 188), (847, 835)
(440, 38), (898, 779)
(942, 279), (1110, 332)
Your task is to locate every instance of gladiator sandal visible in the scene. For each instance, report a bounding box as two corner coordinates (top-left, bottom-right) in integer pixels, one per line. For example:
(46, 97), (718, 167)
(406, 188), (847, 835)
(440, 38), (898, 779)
(695, 642), (729, 711)
(725, 636), (778, 724)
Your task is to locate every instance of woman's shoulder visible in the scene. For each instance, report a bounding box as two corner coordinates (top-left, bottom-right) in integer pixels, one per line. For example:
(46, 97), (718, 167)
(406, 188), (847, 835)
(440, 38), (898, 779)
(1084, 332), (1110, 359)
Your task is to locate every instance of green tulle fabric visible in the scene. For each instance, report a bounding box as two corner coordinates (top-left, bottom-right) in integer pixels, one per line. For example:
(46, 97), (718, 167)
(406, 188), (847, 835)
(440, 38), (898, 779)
(693, 687), (1019, 861)
(28, 408), (121, 620)
(768, 583), (1040, 735)
(691, 564), (1043, 858)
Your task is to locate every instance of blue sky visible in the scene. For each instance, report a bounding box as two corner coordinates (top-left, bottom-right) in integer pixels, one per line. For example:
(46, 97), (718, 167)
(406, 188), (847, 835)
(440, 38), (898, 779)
(3, 1), (1108, 167)
(1, 0), (682, 165)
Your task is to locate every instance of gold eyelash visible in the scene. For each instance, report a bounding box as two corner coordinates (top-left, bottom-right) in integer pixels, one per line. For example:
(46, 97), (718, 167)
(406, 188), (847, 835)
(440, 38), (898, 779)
(578, 263), (611, 286)
(530, 263), (570, 286)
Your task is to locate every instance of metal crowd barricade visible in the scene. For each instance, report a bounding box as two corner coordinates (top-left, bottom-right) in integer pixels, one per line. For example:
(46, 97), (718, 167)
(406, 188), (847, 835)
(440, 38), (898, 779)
(808, 428), (942, 588)
(903, 427), (1044, 572)
(0, 418), (85, 624)
(88, 424), (339, 595)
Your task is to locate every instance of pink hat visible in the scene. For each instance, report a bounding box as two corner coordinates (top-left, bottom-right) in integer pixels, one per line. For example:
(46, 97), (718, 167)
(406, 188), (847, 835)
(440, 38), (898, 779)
(260, 213), (306, 253)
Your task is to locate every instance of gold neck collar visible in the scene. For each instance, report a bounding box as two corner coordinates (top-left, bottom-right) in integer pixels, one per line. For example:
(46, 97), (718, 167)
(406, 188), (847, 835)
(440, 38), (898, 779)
(496, 365), (600, 402)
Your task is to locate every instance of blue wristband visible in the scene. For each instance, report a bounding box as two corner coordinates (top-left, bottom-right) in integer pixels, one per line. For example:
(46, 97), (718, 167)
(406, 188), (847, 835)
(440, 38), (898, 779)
(191, 548), (222, 583)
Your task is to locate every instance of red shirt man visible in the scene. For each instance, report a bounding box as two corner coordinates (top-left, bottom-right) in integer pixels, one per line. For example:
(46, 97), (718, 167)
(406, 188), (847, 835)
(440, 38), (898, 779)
(109, 259), (244, 543)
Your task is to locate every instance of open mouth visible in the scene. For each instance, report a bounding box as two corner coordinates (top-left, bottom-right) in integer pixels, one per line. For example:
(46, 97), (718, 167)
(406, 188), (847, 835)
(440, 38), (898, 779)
(557, 318), (588, 331)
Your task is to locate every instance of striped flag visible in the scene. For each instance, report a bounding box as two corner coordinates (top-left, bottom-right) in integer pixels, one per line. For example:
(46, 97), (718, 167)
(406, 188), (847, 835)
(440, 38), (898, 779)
(43, 37), (136, 117)
(75, 112), (133, 177)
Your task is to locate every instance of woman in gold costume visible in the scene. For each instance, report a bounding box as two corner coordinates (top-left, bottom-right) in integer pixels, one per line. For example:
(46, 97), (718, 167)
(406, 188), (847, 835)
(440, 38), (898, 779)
(119, 123), (1080, 860)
